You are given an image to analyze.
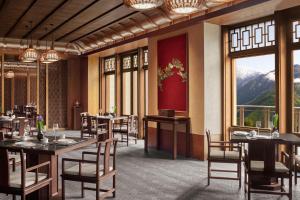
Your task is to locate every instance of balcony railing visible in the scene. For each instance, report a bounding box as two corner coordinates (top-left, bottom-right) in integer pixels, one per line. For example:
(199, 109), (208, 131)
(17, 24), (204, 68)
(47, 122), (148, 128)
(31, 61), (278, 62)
(237, 105), (300, 132)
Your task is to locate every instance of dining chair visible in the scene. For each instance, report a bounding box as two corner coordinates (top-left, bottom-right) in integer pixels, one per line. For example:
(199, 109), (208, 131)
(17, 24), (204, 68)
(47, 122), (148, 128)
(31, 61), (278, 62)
(0, 149), (52, 200)
(81, 115), (108, 146)
(295, 145), (300, 184)
(206, 129), (242, 187)
(244, 139), (292, 200)
(113, 115), (138, 146)
(61, 138), (118, 200)
(0, 132), (21, 171)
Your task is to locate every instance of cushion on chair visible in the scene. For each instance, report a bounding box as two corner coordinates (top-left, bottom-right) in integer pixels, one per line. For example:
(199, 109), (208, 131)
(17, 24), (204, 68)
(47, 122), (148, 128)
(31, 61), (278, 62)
(64, 163), (113, 177)
(9, 171), (47, 188)
(210, 150), (240, 160)
(250, 161), (289, 173)
(295, 155), (300, 164)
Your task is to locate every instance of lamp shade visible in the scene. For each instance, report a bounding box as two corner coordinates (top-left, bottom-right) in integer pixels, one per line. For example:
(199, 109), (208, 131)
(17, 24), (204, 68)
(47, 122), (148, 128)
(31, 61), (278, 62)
(124, 0), (163, 10)
(23, 47), (38, 62)
(5, 71), (15, 79)
(46, 49), (59, 62)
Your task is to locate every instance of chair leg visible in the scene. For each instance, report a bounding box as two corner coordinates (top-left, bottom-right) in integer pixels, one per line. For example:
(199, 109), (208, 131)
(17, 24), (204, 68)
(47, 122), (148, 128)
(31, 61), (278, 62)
(207, 161), (210, 186)
(12, 195), (16, 200)
(96, 181), (100, 200)
(127, 132), (129, 146)
(81, 182), (85, 198)
(281, 177), (284, 192)
(21, 193), (25, 200)
(289, 172), (293, 200)
(238, 163), (241, 189)
(295, 164), (298, 185)
(113, 174), (116, 198)
(247, 178), (251, 200)
(62, 178), (65, 200)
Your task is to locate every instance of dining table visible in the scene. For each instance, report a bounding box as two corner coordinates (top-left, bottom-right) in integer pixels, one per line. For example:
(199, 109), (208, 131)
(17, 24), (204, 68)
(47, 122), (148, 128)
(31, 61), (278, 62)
(231, 132), (300, 190)
(0, 135), (97, 199)
(95, 115), (128, 138)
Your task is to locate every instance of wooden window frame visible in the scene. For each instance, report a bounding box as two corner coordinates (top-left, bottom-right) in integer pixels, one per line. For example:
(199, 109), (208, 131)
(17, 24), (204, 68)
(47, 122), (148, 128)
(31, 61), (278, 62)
(103, 55), (117, 113)
(120, 50), (139, 115)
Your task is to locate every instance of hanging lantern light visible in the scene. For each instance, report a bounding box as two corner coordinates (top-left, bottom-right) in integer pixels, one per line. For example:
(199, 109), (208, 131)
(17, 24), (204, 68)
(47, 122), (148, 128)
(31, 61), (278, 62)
(40, 52), (52, 64)
(5, 71), (15, 79)
(46, 24), (59, 62)
(165, 0), (206, 14)
(23, 44), (38, 62)
(124, 0), (163, 10)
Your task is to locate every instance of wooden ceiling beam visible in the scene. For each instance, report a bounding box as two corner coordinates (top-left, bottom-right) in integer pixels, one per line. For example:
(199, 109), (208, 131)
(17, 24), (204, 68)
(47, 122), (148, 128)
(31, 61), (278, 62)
(39, 0), (100, 40)
(69, 11), (139, 43)
(107, 27), (123, 39)
(56, 3), (124, 41)
(84, 0), (273, 55)
(118, 22), (135, 35)
(141, 13), (158, 27)
(0, 0), (6, 12)
(157, 7), (173, 23)
(5, 0), (38, 37)
(22, 0), (70, 39)
(128, 17), (145, 31)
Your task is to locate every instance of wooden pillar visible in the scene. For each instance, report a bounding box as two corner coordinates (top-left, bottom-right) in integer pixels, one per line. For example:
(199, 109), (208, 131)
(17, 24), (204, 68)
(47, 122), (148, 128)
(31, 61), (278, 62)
(11, 78), (14, 110)
(46, 63), (49, 128)
(36, 61), (40, 114)
(27, 71), (30, 104)
(1, 54), (3, 113)
(239, 107), (244, 127)
(221, 26), (232, 141)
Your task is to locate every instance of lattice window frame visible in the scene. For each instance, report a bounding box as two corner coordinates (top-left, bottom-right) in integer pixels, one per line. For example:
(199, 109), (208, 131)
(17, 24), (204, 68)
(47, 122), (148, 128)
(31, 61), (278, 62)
(104, 57), (116, 73)
(292, 20), (300, 44)
(143, 48), (149, 68)
(229, 19), (276, 53)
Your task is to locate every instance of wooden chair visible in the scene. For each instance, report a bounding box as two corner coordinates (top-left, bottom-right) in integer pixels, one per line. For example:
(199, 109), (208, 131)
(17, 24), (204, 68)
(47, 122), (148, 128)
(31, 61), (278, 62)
(81, 115), (108, 145)
(295, 145), (300, 184)
(244, 139), (292, 200)
(206, 129), (242, 187)
(0, 132), (21, 171)
(113, 115), (138, 146)
(0, 149), (52, 200)
(61, 138), (118, 200)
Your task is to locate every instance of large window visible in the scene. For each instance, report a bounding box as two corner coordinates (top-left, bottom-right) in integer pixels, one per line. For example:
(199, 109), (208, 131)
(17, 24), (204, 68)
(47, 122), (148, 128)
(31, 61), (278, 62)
(104, 57), (116, 113)
(293, 50), (300, 132)
(143, 48), (149, 115)
(121, 52), (138, 115)
(233, 54), (276, 128)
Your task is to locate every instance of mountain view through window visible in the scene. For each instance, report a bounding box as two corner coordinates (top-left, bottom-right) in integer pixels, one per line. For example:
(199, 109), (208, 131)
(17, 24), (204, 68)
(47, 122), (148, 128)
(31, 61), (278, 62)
(234, 54), (275, 127)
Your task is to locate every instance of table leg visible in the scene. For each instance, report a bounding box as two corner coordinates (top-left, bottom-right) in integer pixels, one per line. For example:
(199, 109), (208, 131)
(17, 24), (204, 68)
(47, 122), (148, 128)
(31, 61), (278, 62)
(186, 120), (191, 157)
(157, 122), (161, 150)
(144, 120), (148, 153)
(173, 122), (177, 160)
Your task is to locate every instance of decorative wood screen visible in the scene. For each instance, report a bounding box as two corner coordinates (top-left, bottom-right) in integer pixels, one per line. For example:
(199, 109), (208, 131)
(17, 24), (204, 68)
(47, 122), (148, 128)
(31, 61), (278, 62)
(292, 20), (300, 44)
(104, 57), (116, 73)
(229, 19), (275, 53)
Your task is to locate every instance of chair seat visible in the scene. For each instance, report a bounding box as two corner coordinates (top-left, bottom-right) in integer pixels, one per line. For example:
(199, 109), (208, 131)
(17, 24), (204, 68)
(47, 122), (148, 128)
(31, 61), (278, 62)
(10, 171), (47, 188)
(64, 163), (113, 177)
(250, 161), (289, 173)
(295, 155), (300, 164)
(210, 150), (240, 160)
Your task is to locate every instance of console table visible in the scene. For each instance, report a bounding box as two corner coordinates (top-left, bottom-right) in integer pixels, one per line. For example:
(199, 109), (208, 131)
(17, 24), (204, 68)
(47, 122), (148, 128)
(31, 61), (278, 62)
(143, 115), (191, 159)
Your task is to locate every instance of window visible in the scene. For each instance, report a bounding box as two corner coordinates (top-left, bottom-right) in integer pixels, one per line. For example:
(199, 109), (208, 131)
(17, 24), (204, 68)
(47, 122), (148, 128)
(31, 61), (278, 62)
(229, 19), (275, 53)
(293, 50), (300, 132)
(233, 54), (276, 128)
(292, 20), (300, 44)
(143, 48), (149, 115)
(104, 56), (116, 112)
(121, 52), (138, 115)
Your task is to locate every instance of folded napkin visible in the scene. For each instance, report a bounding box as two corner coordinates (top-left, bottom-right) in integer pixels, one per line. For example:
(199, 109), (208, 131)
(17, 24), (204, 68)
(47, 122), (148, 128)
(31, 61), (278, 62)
(233, 131), (249, 136)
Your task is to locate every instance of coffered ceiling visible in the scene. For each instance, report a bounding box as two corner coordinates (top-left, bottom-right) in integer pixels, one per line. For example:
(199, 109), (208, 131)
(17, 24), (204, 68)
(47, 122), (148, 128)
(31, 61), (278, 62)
(0, 0), (294, 55)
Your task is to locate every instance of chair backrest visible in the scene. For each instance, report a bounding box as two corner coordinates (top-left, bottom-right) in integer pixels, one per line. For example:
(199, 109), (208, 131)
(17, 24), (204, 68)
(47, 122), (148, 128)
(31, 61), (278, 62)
(247, 139), (276, 173)
(0, 132), (4, 141)
(0, 149), (25, 188)
(129, 115), (138, 132)
(96, 138), (118, 176)
(205, 129), (211, 146)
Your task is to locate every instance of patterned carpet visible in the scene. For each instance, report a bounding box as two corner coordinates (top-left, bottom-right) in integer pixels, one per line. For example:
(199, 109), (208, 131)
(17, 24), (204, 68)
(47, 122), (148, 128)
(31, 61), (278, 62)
(0, 131), (299, 200)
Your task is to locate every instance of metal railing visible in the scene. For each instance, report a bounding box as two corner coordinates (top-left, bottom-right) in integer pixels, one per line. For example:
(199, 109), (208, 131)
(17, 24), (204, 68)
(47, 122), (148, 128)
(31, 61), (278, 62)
(236, 105), (300, 132)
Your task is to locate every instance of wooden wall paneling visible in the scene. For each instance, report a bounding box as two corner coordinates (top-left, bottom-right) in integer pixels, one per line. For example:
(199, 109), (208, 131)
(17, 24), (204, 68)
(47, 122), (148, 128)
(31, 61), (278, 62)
(138, 47), (145, 138)
(27, 71), (30, 104)
(80, 57), (88, 113)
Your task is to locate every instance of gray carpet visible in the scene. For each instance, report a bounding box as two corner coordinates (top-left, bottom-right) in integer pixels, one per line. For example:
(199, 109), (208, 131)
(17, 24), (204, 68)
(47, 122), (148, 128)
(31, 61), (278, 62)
(1, 131), (300, 200)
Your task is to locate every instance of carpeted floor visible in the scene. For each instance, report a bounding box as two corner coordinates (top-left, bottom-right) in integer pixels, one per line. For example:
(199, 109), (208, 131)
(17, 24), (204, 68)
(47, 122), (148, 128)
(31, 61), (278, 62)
(1, 130), (299, 200)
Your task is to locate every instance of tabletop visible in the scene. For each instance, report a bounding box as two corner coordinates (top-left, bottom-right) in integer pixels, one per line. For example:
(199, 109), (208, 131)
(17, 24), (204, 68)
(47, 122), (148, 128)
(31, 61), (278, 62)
(231, 133), (300, 145)
(143, 115), (190, 122)
(0, 136), (97, 155)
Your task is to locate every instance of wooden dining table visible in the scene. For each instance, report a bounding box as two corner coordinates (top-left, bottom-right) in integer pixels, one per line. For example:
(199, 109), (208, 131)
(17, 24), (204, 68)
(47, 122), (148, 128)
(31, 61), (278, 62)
(231, 132), (300, 190)
(0, 136), (97, 199)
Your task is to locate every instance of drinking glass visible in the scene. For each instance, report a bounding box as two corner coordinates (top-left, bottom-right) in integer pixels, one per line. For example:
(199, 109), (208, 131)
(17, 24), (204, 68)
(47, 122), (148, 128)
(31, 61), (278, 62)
(25, 124), (31, 136)
(256, 121), (262, 135)
(53, 123), (59, 142)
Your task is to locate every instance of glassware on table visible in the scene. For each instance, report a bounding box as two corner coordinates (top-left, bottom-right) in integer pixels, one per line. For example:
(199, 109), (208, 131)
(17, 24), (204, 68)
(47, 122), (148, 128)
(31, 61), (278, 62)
(53, 123), (59, 142)
(24, 124), (31, 136)
(256, 121), (262, 135)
